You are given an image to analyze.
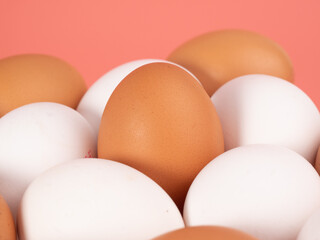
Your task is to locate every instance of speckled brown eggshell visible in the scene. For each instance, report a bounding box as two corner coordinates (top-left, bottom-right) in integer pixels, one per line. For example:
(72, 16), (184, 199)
(0, 195), (16, 240)
(0, 54), (87, 116)
(167, 29), (294, 96)
(152, 226), (258, 240)
(98, 62), (224, 210)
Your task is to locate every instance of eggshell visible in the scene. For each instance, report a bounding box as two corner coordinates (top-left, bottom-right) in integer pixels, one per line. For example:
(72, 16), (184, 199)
(297, 207), (320, 240)
(18, 158), (184, 240)
(211, 74), (320, 163)
(98, 62), (224, 210)
(0, 195), (16, 240)
(77, 59), (199, 138)
(184, 145), (320, 240)
(0, 54), (87, 116)
(314, 146), (320, 174)
(0, 102), (96, 217)
(152, 226), (258, 240)
(168, 29), (294, 96)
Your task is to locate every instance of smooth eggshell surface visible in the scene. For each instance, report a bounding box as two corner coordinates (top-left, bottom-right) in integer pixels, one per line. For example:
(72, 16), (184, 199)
(184, 145), (320, 240)
(0, 195), (16, 240)
(0, 102), (96, 217)
(0, 54), (87, 116)
(152, 226), (258, 240)
(297, 207), (320, 240)
(98, 62), (224, 210)
(18, 158), (184, 240)
(167, 29), (294, 96)
(77, 59), (169, 138)
(211, 74), (320, 164)
(77, 59), (199, 139)
(314, 146), (320, 174)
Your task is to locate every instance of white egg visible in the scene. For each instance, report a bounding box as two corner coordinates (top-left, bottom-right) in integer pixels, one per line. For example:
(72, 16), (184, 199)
(184, 145), (320, 240)
(77, 59), (199, 138)
(0, 102), (96, 217)
(18, 158), (184, 240)
(297, 208), (320, 240)
(211, 74), (320, 163)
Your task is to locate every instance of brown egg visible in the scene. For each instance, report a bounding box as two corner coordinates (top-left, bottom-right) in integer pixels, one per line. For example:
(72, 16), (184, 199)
(152, 226), (258, 240)
(168, 29), (294, 96)
(0, 195), (16, 240)
(0, 54), (87, 116)
(314, 146), (320, 174)
(98, 62), (224, 210)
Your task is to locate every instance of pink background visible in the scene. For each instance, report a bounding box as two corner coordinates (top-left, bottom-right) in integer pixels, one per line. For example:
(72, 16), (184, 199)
(1, 0), (319, 107)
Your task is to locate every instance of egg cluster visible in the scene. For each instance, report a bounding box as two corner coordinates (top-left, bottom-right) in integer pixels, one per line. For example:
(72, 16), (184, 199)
(0, 29), (319, 240)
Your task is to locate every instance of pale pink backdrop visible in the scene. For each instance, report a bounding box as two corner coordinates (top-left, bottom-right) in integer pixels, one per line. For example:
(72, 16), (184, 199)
(1, 0), (319, 107)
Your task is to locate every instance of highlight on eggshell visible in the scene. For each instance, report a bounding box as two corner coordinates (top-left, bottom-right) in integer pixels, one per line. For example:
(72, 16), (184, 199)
(0, 102), (96, 217)
(152, 226), (258, 240)
(18, 158), (184, 240)
(297, 207), (320, 240)
(211, 74), (320, 164)
(167, 29), (294, 96)
(77, 59), (200, 138)
(184, 145), (320, 240)
(97, 62), (224, 211)
(0, 54), (87, 117)
(0, 194), (16, 240)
